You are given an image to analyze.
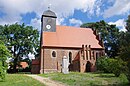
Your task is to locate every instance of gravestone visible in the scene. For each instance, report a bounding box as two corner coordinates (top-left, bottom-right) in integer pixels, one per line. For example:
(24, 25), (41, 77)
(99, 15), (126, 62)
(62, 56), (69, 74)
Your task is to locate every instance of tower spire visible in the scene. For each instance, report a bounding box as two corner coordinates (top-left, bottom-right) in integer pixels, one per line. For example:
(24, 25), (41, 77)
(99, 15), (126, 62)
(48, 4), (51, 10)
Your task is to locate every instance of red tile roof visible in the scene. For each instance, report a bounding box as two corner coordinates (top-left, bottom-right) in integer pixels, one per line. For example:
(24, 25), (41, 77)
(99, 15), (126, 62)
(20, 62), (28, 68)
(42, 25), (103, 48)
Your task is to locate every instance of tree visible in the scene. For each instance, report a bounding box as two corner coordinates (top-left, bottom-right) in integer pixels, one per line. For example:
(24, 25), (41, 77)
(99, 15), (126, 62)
(0, 25), (5, 43)
(119, 15), (130, 84)
(96, 56), (125, 77)
(2, 23), (39, 72)
(81, 20), (120, 58)
(0, 43), (11, 80)
(126, 15), (130, 32)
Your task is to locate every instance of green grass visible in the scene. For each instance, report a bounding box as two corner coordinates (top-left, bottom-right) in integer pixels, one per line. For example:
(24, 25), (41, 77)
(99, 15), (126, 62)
(0, 74), (45, 86)
(39, 72), (129, 86)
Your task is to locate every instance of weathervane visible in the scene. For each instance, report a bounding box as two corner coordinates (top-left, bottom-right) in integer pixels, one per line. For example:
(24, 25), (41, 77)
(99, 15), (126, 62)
(48, 4), (52, 10)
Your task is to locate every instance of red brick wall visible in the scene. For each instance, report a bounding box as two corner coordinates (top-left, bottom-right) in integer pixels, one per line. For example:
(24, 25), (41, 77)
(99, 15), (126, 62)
(72, 61), (80, 72)
(79, 49), (103, 73)
(31, 59), (40, 74)
(41, 47), (104, 73)
(31, 65), (40, 74)
(43, 48), (79, 73)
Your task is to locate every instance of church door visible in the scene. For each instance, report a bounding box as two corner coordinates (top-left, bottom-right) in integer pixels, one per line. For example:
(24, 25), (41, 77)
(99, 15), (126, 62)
(86, 61), (91, 72)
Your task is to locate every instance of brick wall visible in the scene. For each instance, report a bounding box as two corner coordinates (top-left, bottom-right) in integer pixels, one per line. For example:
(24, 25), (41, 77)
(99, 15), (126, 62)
(42, 48), (79, 73)
(31, 59), (40, 74)
(40, 47), (104, 73)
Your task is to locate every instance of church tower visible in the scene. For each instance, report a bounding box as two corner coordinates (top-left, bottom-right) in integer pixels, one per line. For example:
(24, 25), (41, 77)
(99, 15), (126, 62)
(41, 8), (57, 32)
(40, 8), (57, 74)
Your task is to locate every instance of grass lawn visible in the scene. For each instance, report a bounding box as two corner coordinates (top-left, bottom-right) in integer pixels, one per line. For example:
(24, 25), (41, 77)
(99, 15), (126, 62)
(0, 74), (45, 86)
(39, 72), (129, 86)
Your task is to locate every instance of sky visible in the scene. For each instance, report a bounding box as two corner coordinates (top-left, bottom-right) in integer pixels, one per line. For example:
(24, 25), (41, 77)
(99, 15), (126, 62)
(0, 0), (130, 32)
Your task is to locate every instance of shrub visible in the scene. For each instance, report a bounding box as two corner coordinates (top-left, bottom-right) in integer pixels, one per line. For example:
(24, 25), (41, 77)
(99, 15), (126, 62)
(0, 66), (6, 81)
(110, 58), (125, 77)
(96, 56), (110, 73)
(124, 62), (130, 84)
(0, 43), (11, 80)
(96, 56), (125, 77)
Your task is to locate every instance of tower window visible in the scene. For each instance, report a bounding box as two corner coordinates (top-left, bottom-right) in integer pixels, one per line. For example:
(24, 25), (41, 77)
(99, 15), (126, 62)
(52, 51), (56, 57)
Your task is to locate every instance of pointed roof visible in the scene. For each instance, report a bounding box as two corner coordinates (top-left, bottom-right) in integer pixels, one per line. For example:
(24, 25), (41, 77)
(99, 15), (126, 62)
(42, 25), (103, 49)
(42, 10), (57, 18)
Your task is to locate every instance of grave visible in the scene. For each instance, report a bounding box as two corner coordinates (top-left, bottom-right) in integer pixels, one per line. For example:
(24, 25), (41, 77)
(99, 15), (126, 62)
(62, 56), (69, 74)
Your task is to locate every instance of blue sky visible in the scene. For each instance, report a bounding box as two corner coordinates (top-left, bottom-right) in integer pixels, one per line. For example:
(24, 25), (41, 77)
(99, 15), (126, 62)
(0, 0), (130, 31)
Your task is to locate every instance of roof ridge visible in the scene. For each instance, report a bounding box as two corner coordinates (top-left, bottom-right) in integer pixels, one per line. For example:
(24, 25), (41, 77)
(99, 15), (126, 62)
(56, 25), (92, 30)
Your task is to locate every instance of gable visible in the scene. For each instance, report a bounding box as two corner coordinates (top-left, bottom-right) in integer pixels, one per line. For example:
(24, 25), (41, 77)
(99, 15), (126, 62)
(42, 25), (103, 49)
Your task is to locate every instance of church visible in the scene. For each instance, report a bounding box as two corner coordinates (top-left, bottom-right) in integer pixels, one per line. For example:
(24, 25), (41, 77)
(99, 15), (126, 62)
(31, 9), (105, 74)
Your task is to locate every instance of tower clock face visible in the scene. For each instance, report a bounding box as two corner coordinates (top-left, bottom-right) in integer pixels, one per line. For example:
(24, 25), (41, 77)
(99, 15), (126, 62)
(46, 24), (51, 29)
(42, 17), (56, 32)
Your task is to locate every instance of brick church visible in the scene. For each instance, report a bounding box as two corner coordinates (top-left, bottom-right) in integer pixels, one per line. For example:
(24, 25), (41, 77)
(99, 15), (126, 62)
(31, 9), (105, 74)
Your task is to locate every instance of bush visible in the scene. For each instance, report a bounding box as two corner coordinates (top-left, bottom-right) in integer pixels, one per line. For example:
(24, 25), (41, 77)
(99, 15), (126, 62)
(0, 66), (6, 81)
(96, 56), (110, 73)
(0, 43), (11, 80)
(96, 56), (125, 77)
(110, 58), (125, 77)
(124, 62), (130, 84)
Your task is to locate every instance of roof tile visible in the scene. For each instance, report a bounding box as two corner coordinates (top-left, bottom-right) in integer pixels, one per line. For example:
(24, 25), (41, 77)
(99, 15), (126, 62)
(42, 25), (102, 48)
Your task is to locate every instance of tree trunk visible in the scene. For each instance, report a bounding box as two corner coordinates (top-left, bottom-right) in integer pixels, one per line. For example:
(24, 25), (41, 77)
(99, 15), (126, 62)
(13, 58), (18, 73)
(13, 45), (18, 73)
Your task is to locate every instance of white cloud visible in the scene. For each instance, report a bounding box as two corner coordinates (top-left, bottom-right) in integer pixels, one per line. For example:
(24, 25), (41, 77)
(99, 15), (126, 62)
(0, 0), (40, 25)
(95, 0), (102, 16)
(0, 0), (101, 26)
(56, 18), (65, 25)
(69, 18), (83, 27)
(30, 18), (41, 31)
(104, 0), (130, 18)
(96, 5), (101, 16)
(108, 19), (126, 32)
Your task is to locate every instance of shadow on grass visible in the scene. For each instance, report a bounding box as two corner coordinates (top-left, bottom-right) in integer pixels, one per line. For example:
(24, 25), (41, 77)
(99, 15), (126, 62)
(96, 74), (115, 78)
(104, 83), (129, 86)
(90, 83), (129, 86)
(0, 79), (5, 82)
(9, 72), (31, 74)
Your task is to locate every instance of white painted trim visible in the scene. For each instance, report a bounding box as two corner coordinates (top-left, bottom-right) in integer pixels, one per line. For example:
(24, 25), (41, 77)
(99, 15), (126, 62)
(51, 50), (57, 58)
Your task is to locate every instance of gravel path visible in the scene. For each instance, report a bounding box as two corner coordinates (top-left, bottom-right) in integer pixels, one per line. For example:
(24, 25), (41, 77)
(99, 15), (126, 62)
(27, 74), (66, 86)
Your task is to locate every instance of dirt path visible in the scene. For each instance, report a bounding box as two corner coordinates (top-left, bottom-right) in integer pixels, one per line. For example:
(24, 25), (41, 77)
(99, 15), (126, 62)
(27, 74), (66, 86)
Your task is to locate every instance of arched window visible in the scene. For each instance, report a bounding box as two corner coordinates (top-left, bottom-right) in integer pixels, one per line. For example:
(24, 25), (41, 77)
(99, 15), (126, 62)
(96, 52), (99, 60)
(86, 50), (88, 60)
(69, 52), (72, 64)
(92, 51), (95, 60)
(89, 51), (91, 60)
(52, 51), (56, 57)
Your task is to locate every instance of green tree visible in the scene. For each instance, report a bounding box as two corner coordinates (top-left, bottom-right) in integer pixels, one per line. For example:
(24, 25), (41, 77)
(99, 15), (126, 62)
(96, 56), (125, 77)
(0, 25), (5, 43)
(126, 15), (130, 32)
(81, 20), (120, 58)
(119, 15), (130, 84)
(0, 43), (11, 80)
(2, 23), (39, 72)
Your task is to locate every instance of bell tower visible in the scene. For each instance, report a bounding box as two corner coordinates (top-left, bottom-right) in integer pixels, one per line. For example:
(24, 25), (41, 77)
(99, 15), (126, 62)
(41, 7), (57, 32)
(40, 7), (57, 74)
